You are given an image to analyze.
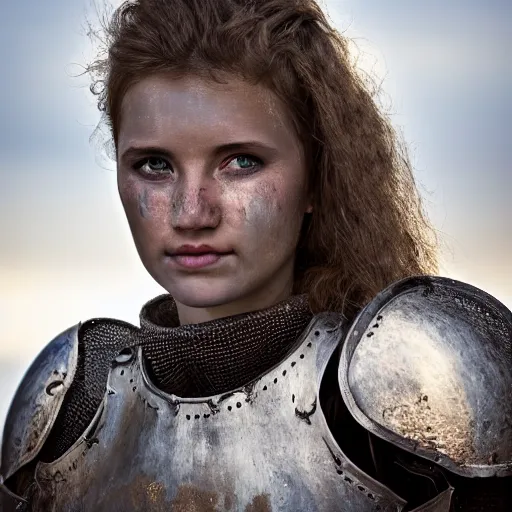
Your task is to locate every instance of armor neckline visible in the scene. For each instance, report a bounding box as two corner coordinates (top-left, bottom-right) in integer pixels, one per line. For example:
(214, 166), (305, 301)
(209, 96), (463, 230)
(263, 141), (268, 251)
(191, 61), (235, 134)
(135, 293), (314, 398)
(137, 313), (331, 404)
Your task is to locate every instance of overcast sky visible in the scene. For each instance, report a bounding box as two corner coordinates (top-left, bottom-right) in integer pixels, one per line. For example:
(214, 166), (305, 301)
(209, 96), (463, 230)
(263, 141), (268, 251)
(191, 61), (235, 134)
(0, 0), (510, 430)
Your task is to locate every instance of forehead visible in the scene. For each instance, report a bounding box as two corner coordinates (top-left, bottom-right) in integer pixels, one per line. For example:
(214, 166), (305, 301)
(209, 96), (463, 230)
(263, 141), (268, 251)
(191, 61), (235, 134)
(117, 74), (299, 152)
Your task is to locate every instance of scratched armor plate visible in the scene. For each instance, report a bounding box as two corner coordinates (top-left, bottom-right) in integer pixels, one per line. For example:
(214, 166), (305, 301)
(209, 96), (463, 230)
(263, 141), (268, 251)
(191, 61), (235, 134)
(33, 314), (405, 512)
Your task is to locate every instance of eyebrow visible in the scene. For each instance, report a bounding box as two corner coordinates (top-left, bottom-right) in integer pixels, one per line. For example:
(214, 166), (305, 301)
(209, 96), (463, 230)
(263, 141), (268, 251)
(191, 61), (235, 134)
(120, 141), (279, 163)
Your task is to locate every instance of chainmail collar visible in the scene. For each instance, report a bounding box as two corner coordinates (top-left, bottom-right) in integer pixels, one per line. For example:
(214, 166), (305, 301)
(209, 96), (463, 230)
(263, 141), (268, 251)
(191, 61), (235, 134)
(137, 294), (313, 398)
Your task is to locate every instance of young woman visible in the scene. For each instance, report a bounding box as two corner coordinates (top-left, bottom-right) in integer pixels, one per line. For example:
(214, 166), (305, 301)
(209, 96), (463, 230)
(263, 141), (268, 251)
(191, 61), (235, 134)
(1, 0), (510, 510)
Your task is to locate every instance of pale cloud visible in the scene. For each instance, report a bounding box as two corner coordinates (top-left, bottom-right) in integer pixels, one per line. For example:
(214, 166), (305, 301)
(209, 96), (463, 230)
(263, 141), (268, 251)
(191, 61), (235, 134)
(324, 0), (510, 88)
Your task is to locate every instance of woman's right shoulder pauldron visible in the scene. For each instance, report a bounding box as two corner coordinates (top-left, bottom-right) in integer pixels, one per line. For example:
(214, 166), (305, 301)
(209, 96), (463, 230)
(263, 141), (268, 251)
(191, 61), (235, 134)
(0, 324), (80, 488)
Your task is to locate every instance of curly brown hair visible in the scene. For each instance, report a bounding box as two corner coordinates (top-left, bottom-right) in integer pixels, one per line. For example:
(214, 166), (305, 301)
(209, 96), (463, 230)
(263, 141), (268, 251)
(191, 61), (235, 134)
(87, 0), (438, 318)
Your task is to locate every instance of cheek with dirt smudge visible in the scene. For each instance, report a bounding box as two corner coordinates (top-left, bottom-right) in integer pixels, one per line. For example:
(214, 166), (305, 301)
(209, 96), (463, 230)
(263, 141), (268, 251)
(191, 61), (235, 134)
(118, 175), (143, 214)
(241, 181), (301, 245)
(138, 188), (150, 219)
(244, 193), (280, 230)
(220, 180), (282, 229)
(119, 177), (170, 225)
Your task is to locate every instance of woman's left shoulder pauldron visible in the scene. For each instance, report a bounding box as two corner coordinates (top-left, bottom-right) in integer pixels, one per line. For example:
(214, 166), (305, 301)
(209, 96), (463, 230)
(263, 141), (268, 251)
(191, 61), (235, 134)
(338, 275), (512, 479)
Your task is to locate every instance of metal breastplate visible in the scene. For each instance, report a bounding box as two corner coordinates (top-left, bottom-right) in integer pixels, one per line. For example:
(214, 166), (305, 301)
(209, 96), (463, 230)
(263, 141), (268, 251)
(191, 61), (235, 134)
(32, 313), (406, 512)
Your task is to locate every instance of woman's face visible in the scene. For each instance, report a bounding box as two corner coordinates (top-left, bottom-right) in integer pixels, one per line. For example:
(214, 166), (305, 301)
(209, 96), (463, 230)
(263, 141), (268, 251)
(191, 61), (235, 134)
(117, 74), (311, 316)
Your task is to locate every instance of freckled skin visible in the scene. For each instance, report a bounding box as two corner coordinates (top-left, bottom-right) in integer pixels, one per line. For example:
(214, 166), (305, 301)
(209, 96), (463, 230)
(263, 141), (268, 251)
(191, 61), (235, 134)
(117, 74), (311, 324)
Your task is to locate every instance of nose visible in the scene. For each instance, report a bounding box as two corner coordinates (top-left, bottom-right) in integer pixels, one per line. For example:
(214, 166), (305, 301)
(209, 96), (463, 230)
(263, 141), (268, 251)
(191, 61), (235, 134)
(171, 177), (221, 231)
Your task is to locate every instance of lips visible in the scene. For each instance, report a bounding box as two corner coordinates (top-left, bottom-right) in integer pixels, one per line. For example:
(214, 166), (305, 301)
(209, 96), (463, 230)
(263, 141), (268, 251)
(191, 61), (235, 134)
(172, 244), (223, 256)
(167, 245), (233, 269)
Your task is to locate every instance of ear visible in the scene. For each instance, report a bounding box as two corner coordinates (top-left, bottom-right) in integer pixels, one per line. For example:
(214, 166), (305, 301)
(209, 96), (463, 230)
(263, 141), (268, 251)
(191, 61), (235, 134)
(305, 204), (313, 213)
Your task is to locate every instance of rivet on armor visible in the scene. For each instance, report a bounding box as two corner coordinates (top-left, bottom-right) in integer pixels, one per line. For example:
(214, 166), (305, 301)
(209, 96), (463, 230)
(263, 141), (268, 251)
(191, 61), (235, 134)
(53, 471), (65, 483)
(114, 347), (134, 364)
(46, 380), (64, 396)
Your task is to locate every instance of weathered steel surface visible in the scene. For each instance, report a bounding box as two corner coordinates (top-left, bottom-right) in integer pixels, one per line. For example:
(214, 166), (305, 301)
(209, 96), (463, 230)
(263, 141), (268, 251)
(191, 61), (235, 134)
(410, 488), (453, 512)
(0, 325), (79, 482)
(0, 482), (27, 511)
(340, 276), (512, 478)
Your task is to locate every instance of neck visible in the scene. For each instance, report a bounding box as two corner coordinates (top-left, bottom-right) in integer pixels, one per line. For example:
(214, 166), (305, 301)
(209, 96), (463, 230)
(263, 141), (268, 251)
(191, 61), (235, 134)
(175, 276), (294, 325)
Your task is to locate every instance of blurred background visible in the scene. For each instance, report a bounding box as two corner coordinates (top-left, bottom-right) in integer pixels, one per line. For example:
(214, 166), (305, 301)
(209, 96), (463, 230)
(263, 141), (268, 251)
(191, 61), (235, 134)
(0, 0), (510, 431)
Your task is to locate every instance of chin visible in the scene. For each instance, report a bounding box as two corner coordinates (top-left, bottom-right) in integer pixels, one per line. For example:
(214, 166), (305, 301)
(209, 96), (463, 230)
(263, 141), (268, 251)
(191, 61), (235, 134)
(163, 277), (248, 309)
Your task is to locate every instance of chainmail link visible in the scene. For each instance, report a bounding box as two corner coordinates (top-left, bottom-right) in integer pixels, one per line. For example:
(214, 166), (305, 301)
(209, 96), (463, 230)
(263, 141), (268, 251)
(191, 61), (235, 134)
(136, 293), (313, 397)
(40, 294), (312, 462)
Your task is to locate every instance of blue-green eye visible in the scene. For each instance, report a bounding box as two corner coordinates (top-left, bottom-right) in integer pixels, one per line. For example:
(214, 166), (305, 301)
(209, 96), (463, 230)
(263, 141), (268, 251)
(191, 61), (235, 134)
(234, 156), (256, 169)
(134, 157), (173, 178)
(224, 155), (263, 174)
